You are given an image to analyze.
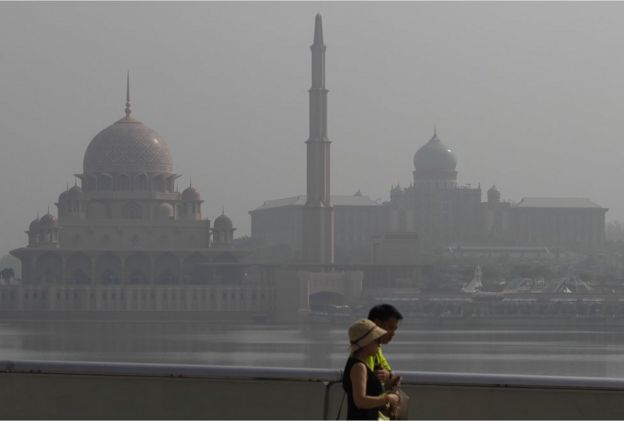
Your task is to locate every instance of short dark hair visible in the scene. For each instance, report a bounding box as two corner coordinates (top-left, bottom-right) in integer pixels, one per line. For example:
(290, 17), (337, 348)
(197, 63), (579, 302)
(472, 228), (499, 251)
(368, 304), (403, 322)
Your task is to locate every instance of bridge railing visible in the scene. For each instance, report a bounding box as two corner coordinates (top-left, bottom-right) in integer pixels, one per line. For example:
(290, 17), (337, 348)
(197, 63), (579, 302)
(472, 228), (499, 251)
(2, 360), (624, 419)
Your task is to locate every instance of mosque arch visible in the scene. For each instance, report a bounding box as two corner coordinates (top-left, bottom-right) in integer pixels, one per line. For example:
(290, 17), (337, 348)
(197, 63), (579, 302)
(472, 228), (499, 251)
(156, 203), (174, 220)
(153, 175), (166, 192)
(94, 252), (121, 284)
(87, 202), (108, 220)
(125, 253), (151, 284)
(84, 175), (97, 191)
(135, 173), (148, 191)
(66, 252), (92, 284)
(122, 202), (143, 220)
(98, 174), (113, 191)
(165, 176), (175, 192)
(213, 252), (238, 284)
(35, 252), (63, 284)
(155, 252), (180, 284)
(183, 253), (207, 284)
(116, 174), (130, 191)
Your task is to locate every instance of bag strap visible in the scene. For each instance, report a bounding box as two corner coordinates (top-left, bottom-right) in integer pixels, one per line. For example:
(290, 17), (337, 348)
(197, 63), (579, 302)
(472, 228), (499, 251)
(335, 391), (346, 420)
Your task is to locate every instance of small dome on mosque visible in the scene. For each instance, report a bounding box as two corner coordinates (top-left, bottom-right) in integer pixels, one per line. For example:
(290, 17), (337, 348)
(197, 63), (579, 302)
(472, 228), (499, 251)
(67, 185), (83, 197)
(488, 185), (500, 195)
(413, 131), (457, 173)
(39, 213), (58, 227)
(82, 75), (173, 175)
(59, 185), (83, 202)
(58, 190), (69, 202)
(29, 218), (40, 231)
(214, 213), (233, 230)
(182, 185), (201, 201)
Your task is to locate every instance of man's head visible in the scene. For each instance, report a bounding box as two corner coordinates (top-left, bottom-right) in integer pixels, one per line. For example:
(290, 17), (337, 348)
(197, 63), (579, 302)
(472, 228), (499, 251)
(368, 304), (403, 344)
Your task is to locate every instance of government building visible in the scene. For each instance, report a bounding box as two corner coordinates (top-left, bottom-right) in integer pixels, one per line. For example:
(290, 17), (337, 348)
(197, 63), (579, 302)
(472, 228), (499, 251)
(251, 128), (607, 261)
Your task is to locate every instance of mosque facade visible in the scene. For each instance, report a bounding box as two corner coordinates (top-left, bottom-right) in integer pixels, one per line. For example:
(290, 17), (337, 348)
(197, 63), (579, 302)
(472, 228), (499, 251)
(11, 79), (245, 287)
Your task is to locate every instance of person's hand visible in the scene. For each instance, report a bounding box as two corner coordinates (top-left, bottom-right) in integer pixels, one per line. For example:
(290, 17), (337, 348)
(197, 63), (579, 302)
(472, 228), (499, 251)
(375, 368), (390, 383)
(390, 374), (402, 387)
(385, 392), (400, 407)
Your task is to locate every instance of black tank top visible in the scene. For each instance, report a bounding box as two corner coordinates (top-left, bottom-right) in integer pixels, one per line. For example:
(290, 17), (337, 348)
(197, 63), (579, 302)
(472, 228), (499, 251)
(342, 357), (384, 420)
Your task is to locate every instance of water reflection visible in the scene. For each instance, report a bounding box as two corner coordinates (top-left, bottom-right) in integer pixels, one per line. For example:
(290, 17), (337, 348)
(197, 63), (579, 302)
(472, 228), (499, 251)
(1, 320), (623, 378)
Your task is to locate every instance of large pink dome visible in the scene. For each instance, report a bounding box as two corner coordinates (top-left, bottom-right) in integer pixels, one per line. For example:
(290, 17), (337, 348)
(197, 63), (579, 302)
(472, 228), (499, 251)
(83, 115), (173, 174)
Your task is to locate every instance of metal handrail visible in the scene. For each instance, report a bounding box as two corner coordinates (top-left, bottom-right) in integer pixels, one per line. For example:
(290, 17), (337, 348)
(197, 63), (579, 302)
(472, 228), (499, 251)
(0, 360), (340, 381)
(4, 359), (624, 390)
(4, 359), (624, 420)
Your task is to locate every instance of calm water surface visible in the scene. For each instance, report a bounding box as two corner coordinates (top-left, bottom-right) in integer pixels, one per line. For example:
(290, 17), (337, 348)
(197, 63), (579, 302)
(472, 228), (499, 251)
(1, 320), (623, 378)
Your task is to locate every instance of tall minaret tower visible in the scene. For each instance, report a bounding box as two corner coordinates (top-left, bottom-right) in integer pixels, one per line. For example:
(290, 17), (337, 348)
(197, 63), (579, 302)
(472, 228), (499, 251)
(302, 14), (335, 264)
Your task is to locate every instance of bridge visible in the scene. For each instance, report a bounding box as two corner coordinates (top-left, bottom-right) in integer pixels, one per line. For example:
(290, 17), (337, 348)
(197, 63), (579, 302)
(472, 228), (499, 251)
(1, 360), (624, 419)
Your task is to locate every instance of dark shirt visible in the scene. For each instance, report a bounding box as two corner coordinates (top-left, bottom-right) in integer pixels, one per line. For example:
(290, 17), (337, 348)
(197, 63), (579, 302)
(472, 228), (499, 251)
(342, 357), (384, 420)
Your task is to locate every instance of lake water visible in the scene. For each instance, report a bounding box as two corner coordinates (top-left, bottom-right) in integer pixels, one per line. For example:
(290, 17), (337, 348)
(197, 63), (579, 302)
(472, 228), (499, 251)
(1, 319), (623, 378)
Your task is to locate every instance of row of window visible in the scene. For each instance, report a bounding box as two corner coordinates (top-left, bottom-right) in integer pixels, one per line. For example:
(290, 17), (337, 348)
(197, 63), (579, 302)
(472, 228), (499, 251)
(2, 289), (269, 302)
(82, 174), (175, 193)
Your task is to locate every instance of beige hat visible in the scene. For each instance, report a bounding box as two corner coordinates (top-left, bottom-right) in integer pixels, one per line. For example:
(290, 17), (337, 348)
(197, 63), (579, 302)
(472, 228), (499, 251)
(349, 319), (387, 353)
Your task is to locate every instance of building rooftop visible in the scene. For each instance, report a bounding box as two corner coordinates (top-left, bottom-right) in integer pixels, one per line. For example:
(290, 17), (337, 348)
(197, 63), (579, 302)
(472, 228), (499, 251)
(515, 197), (605, 209)
(252, 195), (380, 211)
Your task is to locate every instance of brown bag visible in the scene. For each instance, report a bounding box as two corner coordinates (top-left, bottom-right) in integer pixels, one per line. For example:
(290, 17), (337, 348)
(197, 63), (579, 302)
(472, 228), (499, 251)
(388, 387), (410, 420)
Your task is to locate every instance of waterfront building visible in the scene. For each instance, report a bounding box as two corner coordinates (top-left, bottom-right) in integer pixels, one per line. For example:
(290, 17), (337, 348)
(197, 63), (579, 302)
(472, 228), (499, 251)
(10, 76), (247, 288)
(508, 198), (607, 250)
(250, 194), (383, 261)
(252, 127), (607, 261)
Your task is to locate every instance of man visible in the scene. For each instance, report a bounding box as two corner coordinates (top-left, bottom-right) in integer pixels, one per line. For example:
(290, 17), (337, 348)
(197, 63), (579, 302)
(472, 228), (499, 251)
(367, 303), (403, 387)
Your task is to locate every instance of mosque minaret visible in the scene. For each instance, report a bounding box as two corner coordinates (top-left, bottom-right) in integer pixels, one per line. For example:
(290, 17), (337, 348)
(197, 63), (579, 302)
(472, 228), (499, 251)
(302, 14), (335, 265)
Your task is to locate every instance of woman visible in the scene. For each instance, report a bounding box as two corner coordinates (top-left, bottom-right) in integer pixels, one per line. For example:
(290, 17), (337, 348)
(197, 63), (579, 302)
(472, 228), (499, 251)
(343, 319), (400, 420)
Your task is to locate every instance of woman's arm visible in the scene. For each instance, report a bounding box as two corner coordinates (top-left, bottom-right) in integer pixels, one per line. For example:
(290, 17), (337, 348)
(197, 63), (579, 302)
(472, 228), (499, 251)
(350, 362), (398, 409)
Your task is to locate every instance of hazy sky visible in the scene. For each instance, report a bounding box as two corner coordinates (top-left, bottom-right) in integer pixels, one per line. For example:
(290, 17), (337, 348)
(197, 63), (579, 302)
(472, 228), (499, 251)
(1, 1), (623, 256)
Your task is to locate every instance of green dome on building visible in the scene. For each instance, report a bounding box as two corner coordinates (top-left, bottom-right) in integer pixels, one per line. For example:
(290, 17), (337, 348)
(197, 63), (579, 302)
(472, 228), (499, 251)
(413, 132), (457, 173)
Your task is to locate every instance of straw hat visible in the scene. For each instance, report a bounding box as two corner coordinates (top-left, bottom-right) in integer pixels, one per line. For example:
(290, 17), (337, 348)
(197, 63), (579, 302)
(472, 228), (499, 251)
(349, 319), (387, 353)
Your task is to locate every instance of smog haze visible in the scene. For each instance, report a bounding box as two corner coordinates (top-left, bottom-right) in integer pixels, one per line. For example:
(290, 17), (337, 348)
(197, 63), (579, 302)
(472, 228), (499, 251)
(0, 1), (622, 255)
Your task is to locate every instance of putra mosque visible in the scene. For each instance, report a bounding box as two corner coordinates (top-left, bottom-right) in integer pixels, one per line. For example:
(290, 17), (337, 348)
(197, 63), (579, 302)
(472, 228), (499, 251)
(11, 75), (246, 286)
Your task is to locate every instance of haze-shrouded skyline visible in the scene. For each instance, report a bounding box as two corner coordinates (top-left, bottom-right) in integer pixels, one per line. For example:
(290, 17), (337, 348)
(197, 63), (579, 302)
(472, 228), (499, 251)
(1, 1), (623, 256)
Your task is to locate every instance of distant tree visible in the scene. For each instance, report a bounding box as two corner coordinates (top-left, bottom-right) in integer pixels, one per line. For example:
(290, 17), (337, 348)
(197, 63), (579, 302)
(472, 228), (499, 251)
(0, 254), (20, 279)
(0, 268), (14, 283)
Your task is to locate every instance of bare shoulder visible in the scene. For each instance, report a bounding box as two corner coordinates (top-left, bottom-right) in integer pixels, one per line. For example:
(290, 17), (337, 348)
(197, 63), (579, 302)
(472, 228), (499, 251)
(350, 361), (367, 379)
